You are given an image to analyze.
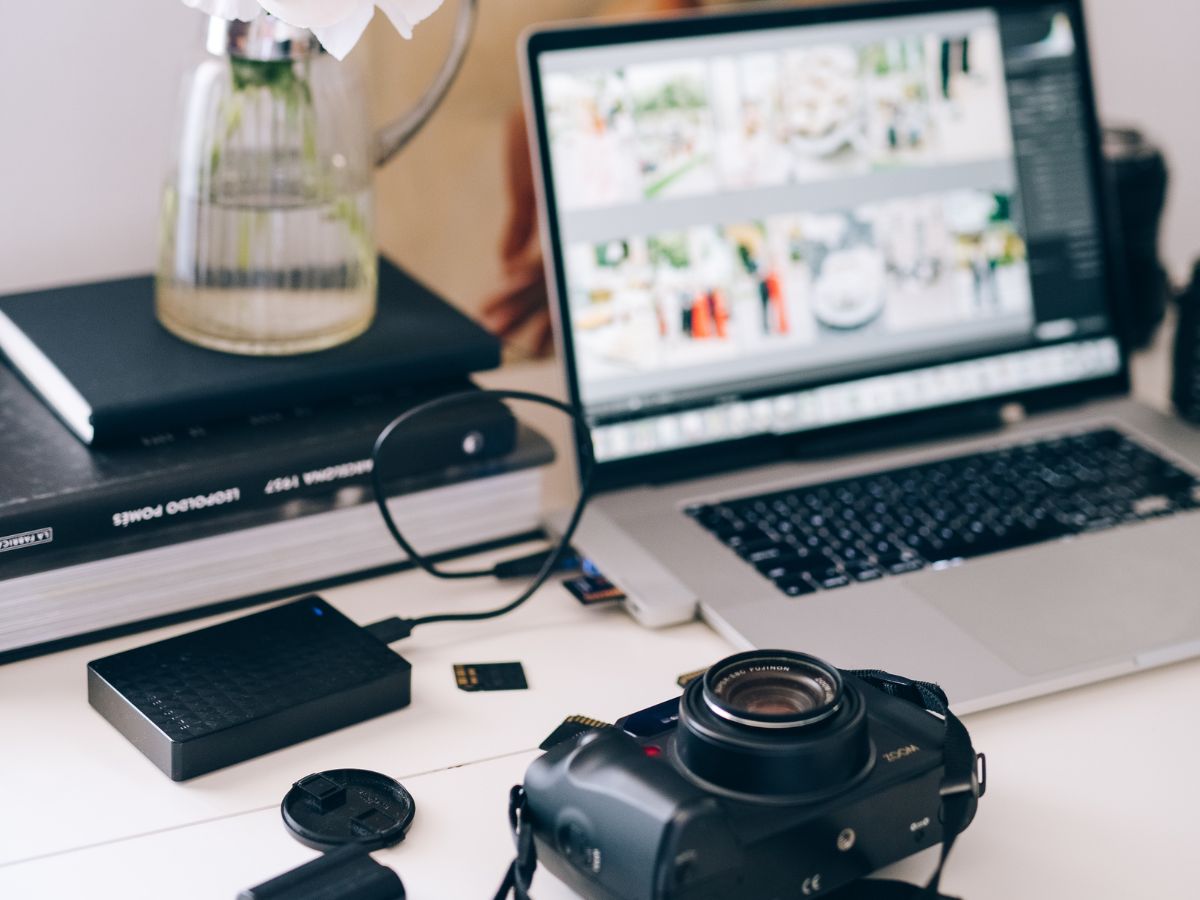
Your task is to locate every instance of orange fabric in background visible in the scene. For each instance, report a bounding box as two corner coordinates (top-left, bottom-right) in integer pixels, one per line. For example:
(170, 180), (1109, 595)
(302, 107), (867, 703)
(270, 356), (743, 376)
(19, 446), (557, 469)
(712, 289), (731, 338)
(691, 292), (713, 339)
(766, 272), (788, 335)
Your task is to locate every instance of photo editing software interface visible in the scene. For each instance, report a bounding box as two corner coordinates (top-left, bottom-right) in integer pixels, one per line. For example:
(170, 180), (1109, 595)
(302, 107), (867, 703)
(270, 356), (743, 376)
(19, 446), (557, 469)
(537, 4), (1120, 463)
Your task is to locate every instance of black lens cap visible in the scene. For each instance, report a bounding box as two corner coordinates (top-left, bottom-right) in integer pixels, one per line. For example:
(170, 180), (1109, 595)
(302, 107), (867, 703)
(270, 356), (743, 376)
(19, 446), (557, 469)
(282, 769), (416, 852)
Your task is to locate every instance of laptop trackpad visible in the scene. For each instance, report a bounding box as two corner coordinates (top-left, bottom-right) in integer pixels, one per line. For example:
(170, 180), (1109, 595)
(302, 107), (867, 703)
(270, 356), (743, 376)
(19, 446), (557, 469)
(909, 516), (1200, 676)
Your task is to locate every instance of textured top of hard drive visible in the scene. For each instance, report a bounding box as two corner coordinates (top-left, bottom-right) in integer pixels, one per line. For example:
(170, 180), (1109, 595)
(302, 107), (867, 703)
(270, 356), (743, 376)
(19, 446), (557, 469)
(88, 597), (409, 741)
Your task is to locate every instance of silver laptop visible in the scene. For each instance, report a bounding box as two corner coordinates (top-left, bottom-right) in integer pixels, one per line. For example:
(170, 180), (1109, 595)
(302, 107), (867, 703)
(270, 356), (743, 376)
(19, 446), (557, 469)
(522, 0), (1200, 711)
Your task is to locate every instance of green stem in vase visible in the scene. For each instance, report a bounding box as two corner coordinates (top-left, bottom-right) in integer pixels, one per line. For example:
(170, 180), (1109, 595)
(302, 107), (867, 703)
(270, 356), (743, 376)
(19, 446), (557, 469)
(205, 54), (372, 280)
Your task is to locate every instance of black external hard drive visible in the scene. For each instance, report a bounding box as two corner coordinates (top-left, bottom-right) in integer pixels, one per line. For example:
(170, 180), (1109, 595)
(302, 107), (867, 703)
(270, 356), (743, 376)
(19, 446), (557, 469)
(87, 596), (411, 781)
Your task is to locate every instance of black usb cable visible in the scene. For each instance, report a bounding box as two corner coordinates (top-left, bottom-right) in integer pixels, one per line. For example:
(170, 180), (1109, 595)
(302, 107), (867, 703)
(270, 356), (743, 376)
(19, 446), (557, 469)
(365, 389), (595, 644)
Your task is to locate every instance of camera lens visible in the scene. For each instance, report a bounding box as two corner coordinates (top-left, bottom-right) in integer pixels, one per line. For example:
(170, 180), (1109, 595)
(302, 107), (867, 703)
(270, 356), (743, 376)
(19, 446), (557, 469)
(675, 650), (872, 800)
(704, 653), (842, 729)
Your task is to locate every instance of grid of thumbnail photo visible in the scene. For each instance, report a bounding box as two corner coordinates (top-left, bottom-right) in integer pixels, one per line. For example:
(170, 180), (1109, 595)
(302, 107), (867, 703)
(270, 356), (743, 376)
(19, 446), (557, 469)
(565, 190), (1032, 380)
(544, 25), (1013, 209)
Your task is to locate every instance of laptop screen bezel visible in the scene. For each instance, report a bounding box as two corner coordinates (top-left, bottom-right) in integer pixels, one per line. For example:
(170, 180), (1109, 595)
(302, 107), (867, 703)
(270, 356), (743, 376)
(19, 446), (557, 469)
(523, 0), (1131, 492)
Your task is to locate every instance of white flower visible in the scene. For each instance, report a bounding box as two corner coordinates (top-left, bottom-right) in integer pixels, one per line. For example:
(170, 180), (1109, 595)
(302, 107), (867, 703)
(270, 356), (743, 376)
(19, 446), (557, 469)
(182, 0), (445, 60)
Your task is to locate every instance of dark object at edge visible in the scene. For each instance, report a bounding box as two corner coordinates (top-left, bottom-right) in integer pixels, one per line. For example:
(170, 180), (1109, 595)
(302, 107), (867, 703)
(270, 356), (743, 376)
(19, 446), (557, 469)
(1171, 260), (1200, 423)
(1104, 126), (1170, 350)
(238, 844), (405, 900)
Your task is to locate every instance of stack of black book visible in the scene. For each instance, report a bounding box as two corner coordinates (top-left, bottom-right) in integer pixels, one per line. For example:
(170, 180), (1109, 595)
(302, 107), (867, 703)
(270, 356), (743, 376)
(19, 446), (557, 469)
(0, 260), (551, 661)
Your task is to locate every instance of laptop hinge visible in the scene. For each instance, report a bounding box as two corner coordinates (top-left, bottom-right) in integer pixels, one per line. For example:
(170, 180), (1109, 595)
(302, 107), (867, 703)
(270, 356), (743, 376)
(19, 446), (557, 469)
(630, 400), (1008, 490)
(781, 400), (1007, 461)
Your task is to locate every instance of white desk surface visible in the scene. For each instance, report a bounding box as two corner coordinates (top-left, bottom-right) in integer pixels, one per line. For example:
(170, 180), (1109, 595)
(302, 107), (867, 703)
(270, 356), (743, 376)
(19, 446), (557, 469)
(3, 337), (1198, 899)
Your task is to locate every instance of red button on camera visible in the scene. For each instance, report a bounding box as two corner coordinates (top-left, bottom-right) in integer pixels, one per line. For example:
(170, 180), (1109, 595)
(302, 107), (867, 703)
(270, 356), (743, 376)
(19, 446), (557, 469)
(643, 745), (663, 757)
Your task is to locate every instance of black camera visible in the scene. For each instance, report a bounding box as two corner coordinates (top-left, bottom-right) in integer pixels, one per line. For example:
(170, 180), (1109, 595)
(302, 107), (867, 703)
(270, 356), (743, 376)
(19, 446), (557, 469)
(521, 650), (983, 900)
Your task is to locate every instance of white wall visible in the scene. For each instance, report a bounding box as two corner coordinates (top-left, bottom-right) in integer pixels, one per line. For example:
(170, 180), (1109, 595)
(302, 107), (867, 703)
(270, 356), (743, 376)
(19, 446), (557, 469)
(1, 0), (1197, 302)
(0, 2), (203, 292)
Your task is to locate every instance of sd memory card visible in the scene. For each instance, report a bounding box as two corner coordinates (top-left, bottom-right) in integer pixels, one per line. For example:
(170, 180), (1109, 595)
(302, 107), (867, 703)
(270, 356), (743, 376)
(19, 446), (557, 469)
(453, 662), (528, 692)
(563, 573), (625, 606)
(539, 715), (612, 750)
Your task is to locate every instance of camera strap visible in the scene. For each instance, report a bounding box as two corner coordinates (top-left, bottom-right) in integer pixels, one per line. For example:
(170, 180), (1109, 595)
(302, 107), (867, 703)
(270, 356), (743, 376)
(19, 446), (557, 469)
(494, 786), (537, 900)
(493, 672), (983, 900)
(836, 670), (986, 900)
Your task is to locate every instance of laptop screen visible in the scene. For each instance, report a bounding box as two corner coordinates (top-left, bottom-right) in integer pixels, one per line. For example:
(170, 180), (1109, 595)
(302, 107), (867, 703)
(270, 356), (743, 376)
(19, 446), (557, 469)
(528, 1), (1121, 466)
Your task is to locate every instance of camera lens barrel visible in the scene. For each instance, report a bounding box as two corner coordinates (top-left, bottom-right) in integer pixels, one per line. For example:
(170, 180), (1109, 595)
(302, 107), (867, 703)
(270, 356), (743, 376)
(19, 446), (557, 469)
(703, 651), (845, 728)
(675, 651), (873, 800)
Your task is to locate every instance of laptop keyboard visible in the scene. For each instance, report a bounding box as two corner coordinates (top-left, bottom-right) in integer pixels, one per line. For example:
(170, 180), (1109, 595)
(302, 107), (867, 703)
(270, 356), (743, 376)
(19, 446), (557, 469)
(685, 428), (1200, 598)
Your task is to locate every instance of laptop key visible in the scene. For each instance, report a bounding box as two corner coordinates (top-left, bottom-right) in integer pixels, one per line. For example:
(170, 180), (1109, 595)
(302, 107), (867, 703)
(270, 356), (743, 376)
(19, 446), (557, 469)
(709, 519), (747, 540)
(819, 573), (852, 590)
(845, 564), (884, 582)
(756, 551), (822, 578)
(774, 576), (817, 597)
(872, 547), (907, 568)
(745, 543), (782, 560)
(803, 564), (848, 588)
(734, 538), (778, 559)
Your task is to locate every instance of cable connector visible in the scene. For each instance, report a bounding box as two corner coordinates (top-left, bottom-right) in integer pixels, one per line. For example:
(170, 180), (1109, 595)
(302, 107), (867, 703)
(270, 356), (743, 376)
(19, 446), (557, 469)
(492, 547), (582, 580)
(366, 617), (417, 644)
